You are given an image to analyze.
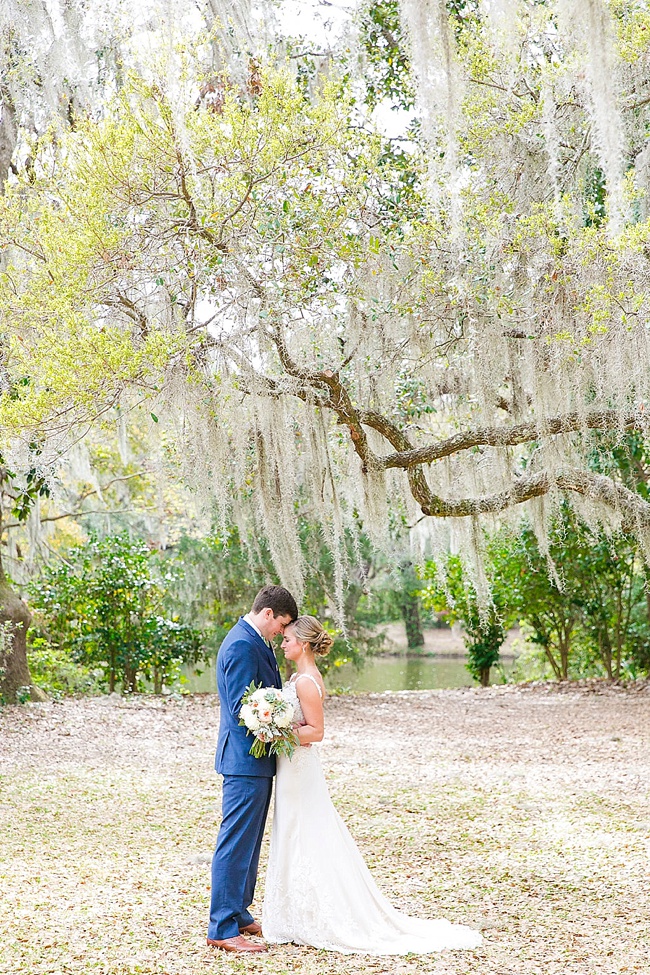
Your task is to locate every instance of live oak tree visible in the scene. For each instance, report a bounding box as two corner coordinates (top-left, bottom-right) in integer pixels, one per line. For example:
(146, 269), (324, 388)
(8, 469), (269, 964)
(0, 455), (50, 701)
(0, 0), (168, 699)
(1, 1), (650, 620)
(0, 0), (254, 184)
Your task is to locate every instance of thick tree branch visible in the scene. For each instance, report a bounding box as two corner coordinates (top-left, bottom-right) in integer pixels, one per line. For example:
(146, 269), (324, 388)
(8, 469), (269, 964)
(356, 408), (433, 512)
(555, 469), (650, 530)
(410, 470), (550, 518)
(270, 328), (376, 472)
(355, 405), (650, 524)
(207, 342), (650, 528)
(402, 467), (650, 526)
(253, 351), (650, 526)
(328, 393), (650, 527)
(377, 410), (644, 470)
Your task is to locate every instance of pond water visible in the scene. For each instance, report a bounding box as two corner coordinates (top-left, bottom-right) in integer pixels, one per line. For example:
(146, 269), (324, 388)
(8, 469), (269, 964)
(326, 656), (474, 692)
(182, 653), (507, 694)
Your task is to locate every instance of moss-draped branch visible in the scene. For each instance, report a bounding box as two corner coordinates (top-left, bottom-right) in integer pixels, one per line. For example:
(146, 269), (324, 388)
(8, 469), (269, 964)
(259, 332), (650, 525)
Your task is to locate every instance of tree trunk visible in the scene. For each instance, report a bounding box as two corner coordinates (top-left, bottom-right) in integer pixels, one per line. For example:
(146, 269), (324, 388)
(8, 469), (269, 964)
(614, 591), (624, 680)
(556, 620), (575, 680)
(402, 596), (424, 650)
(559, 636), (569, 680)
(598, 631), (613, 680)
(108, 647), (116, 692)
(479, 665), (490, 687)
(399, 562), (424, 650)
(124, 659), (138, 694)
(0, 573), (45, 703)
(0, 88), (18, 188)
(542, 644), (562, 680)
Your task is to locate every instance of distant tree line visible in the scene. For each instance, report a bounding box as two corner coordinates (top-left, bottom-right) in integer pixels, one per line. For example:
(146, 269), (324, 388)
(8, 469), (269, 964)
(422, 505), (650, 686)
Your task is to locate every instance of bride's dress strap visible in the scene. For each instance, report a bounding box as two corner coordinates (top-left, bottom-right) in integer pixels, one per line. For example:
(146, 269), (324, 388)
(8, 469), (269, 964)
(293, 673), (323, 698)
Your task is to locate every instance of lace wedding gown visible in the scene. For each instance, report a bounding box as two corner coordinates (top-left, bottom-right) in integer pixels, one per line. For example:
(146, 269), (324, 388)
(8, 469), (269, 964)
(262, 675), (482, 954)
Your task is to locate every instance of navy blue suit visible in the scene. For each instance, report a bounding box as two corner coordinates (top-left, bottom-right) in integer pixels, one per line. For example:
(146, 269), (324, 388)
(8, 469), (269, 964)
(208, 618), (282, 941)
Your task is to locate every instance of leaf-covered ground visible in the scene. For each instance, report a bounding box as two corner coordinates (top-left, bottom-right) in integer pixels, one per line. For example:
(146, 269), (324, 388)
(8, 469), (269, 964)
(1, 682), (649, 975)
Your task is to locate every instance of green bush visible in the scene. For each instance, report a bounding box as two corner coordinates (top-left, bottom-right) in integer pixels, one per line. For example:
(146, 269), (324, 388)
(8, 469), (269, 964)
(420, 556), (506, 687)
(29, 532), (206, 694)
(28, 636), (102, 700)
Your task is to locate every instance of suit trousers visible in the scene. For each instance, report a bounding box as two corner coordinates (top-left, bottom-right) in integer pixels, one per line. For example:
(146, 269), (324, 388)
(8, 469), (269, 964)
(208, 774), (273, 940)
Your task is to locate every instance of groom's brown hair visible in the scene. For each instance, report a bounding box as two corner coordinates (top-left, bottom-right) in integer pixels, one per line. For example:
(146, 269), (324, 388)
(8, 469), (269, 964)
(251, 584), (298, 620)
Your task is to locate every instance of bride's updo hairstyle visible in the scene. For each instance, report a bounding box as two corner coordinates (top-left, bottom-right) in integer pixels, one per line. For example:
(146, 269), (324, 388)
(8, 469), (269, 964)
(291, 615), (333, 657)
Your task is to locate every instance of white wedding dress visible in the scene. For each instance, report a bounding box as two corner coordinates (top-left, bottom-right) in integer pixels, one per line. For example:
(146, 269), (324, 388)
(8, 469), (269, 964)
(262, 674), (482, 954)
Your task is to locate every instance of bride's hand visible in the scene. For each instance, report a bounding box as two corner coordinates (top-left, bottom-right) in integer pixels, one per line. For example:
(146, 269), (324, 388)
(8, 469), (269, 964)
(292, 722), (312, 748)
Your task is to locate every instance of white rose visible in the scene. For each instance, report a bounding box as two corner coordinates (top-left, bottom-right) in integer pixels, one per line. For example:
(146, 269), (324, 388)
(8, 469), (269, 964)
(240, 704), (261, 731)
(274, 705), (294, 728)
(251, 688), (269, 704)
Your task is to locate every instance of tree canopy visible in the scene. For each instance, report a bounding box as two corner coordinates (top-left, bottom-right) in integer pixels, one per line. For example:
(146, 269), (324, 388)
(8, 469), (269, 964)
(2, 0), (650, 605)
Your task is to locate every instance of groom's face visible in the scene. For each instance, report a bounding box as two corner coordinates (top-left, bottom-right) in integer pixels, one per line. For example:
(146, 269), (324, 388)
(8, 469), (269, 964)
(258, 609), (293, 642)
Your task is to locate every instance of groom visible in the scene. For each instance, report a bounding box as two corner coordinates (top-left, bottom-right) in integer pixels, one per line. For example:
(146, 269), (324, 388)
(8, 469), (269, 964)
(206, 584), (298, 954)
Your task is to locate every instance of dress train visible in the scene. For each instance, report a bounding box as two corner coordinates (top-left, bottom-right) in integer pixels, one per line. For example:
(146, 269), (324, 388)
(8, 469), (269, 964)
(262, 678), (482, 955)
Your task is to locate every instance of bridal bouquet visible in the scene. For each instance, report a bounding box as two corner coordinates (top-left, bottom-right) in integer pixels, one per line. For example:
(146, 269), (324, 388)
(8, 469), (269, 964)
(239, 682), (299, 758)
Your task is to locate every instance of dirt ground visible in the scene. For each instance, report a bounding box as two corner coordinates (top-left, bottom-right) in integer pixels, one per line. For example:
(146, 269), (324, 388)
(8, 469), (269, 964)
(1, 682), (649, 975)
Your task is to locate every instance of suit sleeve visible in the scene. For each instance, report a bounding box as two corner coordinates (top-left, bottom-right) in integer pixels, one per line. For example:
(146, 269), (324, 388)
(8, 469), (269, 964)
(221, 639), (260, 720)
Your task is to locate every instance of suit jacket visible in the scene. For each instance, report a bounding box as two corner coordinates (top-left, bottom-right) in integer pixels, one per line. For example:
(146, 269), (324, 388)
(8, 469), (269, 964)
(215, 617), (283, 777)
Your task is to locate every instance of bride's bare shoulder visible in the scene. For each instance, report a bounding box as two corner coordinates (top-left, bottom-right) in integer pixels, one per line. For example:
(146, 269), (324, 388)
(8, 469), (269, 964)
(294, 671), (326, 700)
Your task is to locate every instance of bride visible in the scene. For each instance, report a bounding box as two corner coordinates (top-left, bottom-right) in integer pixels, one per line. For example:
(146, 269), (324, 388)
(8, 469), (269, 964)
(262, 615), (483, 955)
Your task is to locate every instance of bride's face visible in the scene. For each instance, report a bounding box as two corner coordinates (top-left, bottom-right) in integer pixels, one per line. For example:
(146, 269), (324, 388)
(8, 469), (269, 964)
(281, 626), (303, 662)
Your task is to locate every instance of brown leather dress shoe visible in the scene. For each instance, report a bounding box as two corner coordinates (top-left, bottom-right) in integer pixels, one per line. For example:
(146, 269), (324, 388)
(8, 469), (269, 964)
(206, 935), (267, 953)
(239, 922), (263, 936)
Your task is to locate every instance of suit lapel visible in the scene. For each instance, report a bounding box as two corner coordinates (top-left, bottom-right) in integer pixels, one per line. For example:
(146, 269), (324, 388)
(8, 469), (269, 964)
(238, 617), (268, 655)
